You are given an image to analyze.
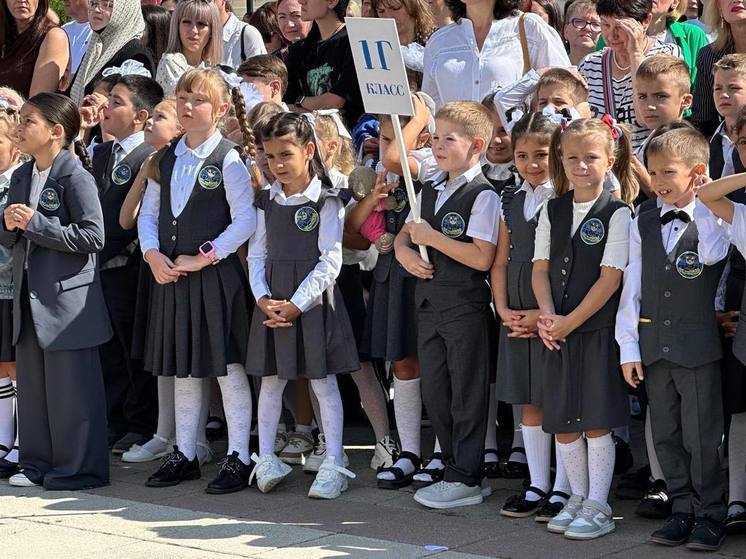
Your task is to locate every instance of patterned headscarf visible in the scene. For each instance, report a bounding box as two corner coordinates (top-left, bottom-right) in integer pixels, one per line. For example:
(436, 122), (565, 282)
(70, 0), (145, 105)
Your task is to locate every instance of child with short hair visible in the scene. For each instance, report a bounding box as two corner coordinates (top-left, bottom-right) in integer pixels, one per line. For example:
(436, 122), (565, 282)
(480, 92), (516, 194)
(710, 54), (746, 179)
(394, 101), (500, 509)
(237, 55), (289, 107)
(619, 127), (729, 551)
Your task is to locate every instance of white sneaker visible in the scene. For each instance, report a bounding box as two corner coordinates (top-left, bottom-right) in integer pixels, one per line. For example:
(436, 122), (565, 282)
(280, 432), (314, 465)
(413, 481), (483, 510)
(308, 456), (356, 499)
(249, 452), (292, 493)
(480, 478), (492, 498)
(370, 435), (398, 470)
(547, 494), (585, 534)
(122, 435), (173, 463)
(196, 441), (214, 466)
(274, 432), (288, 454)
(303, 434), (349, 473)
(9, 471), (40, 487)
(563, 499), (616, 540)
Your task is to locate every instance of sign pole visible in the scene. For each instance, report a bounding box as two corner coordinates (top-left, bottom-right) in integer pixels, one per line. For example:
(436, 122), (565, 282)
(391, 113), (429, 262)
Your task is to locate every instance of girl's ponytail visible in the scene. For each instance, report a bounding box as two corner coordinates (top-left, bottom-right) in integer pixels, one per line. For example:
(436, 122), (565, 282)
(74, 140), (94, 174)
(610, 123), (639, 206)
(229, 84), (262, 191)
(548, 126), (568, 197)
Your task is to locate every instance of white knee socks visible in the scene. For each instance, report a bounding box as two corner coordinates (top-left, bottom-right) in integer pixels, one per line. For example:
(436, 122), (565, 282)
(558, 437), (589, 499)
(142, 376), (175, 455)
(551, 437), (571, 502)
(484, 384), (498, 463)
(0, 377), (14, 457)
(645, 408), (665, 482)
(523, 425), (551, 500)
(351, 362), (389, 441)
(510, 405), (527, 463)
(258, 376), (288, 456)
(729, 412), (746, 515)
(174, 377), (205, 461)
(310, 376), (345, 466)
(587, 433), (615, 505)
(378, 377), (421, 481)
(217, 364), (252, 464)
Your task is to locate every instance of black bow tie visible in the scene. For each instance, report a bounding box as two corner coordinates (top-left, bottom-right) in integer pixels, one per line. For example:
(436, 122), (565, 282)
(660, 210), (691, 225)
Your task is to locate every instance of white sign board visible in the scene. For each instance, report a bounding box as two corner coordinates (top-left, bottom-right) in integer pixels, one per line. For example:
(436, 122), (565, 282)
(344, 17), (414, 117)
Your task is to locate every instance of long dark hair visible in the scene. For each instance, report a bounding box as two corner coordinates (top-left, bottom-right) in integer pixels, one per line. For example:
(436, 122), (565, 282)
(306, 0), (350, 42)
(141, 4), (171, 67)
(444, 0), (520, 22)
(0, 0), (53, 54)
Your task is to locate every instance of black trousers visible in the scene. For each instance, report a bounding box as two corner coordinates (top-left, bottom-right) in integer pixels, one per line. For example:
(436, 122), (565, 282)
(418, 300), (491, 486)
(16, 282), (109, 489)
(646, 360), (726, 521)
(100, 264), (157, 439)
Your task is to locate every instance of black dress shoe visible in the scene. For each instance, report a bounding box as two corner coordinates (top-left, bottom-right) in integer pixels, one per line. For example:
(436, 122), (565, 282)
(146, 447), (201, 487)
(112, 432), (151, 455)
(500, 447), (528, 479)
(686, 517), (726, 551)
(613, 435), (634, 475)
(636, 479), (672, 519)
(534, 492), (570, 523)
(649, 513), (695, 546)
(725, 502), (746, 535)
(482, 449), (501, 479)
(206, 451), (253, 494)
(0, 457), (19, 479)
(500, 486), (547, 518)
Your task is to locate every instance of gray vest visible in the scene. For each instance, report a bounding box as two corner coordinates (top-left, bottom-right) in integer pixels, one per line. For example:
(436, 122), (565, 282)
(503, 188), (539, 309)
(638, 210), (723, 367)
(415, 174), (493, 310)
(547, 190), (627, 332)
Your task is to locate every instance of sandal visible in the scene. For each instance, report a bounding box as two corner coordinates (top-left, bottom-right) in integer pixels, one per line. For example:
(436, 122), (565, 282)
(377, 451), (421, 490)
(501, 447), (529, 479)
(412, 452), (444, 489)
(482, 448), (501, 479)
(726, 502), (746, 535)
(500, 486), (547, 518)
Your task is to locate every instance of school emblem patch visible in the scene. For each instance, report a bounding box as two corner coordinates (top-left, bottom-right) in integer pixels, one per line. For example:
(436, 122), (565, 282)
(111, 164), (132, 186)
(580, 218), (605, 245)
(294, 206), (320, 232)
(676, 251), (703, 280)
(441, 212), (465, 238)
(38, 188), (60, 212)
(391, 186), (408, 213)
(198, 165), (222, 190)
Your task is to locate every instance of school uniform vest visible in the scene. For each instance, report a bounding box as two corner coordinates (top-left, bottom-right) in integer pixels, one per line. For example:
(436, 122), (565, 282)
(709, 131), (746, 180)
(503, 187), (539, 309)
(415, 174), (493, 310)
(92, 141), (154, 268)
(637, 210), (723, 368)
(636, 197), (659, 215)
(482, 164), (516, 196)
(158, 138), (238, 258)
(547, 190), (626, 332)
(726, 188), (746, 313)
(373, 177), (418, 283)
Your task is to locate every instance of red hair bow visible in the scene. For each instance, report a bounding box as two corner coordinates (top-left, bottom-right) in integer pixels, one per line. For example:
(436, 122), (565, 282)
(601, 114), (623, 141)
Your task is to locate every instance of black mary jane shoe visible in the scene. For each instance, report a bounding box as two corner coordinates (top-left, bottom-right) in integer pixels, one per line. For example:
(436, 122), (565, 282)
(411, 453), (444, 489)
(206, 451), (253, 494)
(0, 456), (19, 479)
(726, 502), (746, 535)
(482, 449), (501, 479)
(500, 447), (528, 479)
(534, 491), (570, 523)
(685, 517), (726, 551)
(377, 451), (421, 490)
(636, 479), (672, 519)
(649, 513), (695, 546)
(500, 486), (547, 518)
(146, 446), (201, 487)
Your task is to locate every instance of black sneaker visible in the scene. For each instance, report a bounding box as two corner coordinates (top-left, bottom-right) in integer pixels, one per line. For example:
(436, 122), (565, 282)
(613, 435), (634, 475)
(206, 451), (253, 494)
(649, 513), (695, 546)
(686, 517), (726, 551)
(636, 479), (672, 519)
(0, 457), (19, 479)
(534, 492), (570, 523)
(145, 446), (201, 487)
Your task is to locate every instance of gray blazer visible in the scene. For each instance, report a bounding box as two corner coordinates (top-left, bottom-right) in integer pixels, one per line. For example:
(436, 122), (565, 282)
(0, 150), (112, 351)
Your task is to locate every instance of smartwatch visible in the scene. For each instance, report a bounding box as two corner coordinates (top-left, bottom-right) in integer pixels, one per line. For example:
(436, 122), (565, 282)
(199, 241), (219, 264)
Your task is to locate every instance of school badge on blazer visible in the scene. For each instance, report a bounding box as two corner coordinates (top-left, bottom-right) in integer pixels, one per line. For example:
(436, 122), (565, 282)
(38, 188), (61, 212)
(580, 218), (604, 245)
(295, 206), (320, 231)
(676, 251), (703, 280)
(198, 165), (223, 190)
(111, 164), (132, 186)
(441, 212), (465, 238)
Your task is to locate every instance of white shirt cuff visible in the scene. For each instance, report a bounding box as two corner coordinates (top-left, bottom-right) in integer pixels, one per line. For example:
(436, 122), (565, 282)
(620, 341), (642, 365)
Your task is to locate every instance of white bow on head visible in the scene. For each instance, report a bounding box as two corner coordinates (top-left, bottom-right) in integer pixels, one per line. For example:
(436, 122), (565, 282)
(217, 68), (244, 90)
(315, 109), (352, 139)
(239, 82), (264, 113)
(101, 59), (152, 78)
(504, 108), (525, 134)
(401, 43), (425, 73)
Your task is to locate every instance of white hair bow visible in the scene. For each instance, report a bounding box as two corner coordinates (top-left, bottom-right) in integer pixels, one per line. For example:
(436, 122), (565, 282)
(217, 68), (244, 90)
(315, 109), (351, 139)
(239, 81), (264, 113)
(401, 43), (425, 73)
(504, 108), (525, 134)
(101, 59), (152, 78)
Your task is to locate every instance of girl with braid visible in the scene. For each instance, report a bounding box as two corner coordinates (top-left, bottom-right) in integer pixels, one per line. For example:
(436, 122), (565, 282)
(138, 68), (257, 493)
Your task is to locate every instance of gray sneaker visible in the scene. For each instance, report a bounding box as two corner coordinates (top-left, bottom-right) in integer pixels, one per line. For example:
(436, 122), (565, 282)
(563, 499), (615, 540)
(413, 480), (483, 509)
(547, 494), (585, 534)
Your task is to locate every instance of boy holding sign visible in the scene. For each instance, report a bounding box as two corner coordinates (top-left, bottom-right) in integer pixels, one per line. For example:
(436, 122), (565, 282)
(394, 101), (500, 509)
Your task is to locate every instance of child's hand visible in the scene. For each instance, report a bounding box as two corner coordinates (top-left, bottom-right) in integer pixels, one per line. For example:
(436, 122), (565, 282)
(539, 313), (575, 342)
(397, 245), (434, 279)
(258, 297), (291, 328)
(172, 254), (211, 274)
(145, 249), (182, 284)
(79, 92), (107, 129)
(412, 93), (431, 125)
(6, 204), (34, 231)
(621, 362), (644, 388)
(3, 205), (16, 231)
(504, 309), (540, 338)
(692, 174), (712, 194)
(718, 310), (739, 338)
(408, 220), (437, 247)
(267, 300), (301, 325)
(368, 172), (397, 207)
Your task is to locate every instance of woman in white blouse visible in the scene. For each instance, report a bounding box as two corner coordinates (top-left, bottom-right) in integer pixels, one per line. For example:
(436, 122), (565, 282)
(422, 0), (570, 108)
(155, 0), (223, 96)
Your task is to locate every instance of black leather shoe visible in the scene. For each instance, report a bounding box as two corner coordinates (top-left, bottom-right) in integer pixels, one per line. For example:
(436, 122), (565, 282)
(649, 513), (695, 546)
(482, 449), (501, 479)
(636, 479), (672, 519)
(500, 447), (528, 479)
(500, 486), (546, 518)
(725, 502), (746, 535)
(613, 435), (634, 475)
(534, 492), (570, 523)
(686, 517), (726, 551)
(146, 447), (201, 487)
(0, 457), (19, 479)
(206, 451), (253, 494)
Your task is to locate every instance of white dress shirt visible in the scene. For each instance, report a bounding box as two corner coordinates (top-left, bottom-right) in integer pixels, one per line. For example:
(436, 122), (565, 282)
(138, 131), (256, 259)
(480, 154), (514, 183)
(222, 14), (266, 70)
(500, 179), (553, 223)
(248, 176), (345, 313)
(112, 131), (146, 166)
(491, 69), (541, 128)
(422, 14), (570, 109)
(714, 121), (736, 178)
(615, 200), (729, 364)
(717, 200), (746, 259)
(0, 163), (21, 193)
(62, 20), (92, 75)
(533, 193), (631, 269)
(406, 162), (501, 245)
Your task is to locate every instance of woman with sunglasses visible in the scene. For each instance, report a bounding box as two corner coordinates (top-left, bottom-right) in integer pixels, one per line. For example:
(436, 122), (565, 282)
(562, 0), (602, 65)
